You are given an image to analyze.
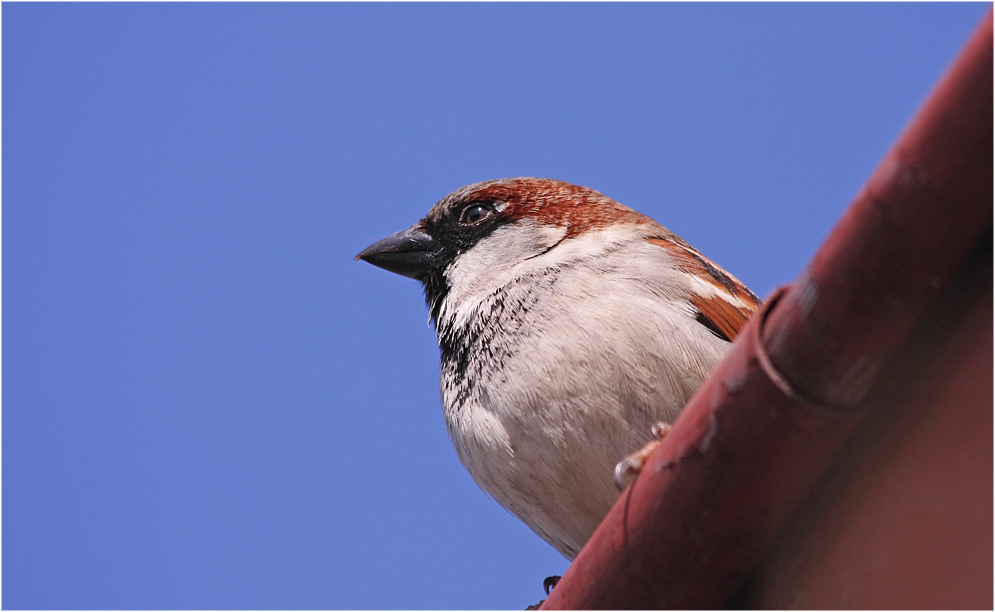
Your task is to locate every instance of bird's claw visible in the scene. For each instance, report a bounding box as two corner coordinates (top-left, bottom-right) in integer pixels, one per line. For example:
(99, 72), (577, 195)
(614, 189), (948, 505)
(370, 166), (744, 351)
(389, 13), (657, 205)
(543, 575), (560, 595)
(525, 576), (562, 610)
(613, 421), (672, 489)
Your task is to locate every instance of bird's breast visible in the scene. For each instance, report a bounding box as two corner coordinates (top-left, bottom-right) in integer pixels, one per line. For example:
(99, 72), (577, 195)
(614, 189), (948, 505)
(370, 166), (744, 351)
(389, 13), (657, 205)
(431, 247), (732, 558)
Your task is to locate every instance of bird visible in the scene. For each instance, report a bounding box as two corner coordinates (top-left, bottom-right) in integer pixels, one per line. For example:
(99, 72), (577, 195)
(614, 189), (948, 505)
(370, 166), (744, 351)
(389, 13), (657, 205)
(356, 177), (759, 560)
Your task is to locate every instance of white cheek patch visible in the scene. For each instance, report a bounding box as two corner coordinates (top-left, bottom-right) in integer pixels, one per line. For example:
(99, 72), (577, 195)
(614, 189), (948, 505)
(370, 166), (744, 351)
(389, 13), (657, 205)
(528, 225), (630, 267)
(445, 222), (568, 302)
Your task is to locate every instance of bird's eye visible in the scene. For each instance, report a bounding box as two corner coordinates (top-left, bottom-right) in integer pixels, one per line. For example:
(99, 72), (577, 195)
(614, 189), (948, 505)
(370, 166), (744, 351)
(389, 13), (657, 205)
(460, 203), (492, 225)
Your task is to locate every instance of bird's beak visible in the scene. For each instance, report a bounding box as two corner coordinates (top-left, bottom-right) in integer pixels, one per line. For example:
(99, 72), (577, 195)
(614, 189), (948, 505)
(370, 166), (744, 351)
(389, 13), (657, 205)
(355, 225), (440, 280)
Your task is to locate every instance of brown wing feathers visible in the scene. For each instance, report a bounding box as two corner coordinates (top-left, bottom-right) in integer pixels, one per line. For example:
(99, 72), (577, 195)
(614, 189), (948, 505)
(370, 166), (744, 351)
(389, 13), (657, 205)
(689, 293), (753, 342)
(647, 237), (760, 342)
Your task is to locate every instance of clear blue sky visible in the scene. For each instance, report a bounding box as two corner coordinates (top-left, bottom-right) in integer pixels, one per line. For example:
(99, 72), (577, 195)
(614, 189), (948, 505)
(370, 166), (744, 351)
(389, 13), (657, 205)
(3, 3), (989, 609)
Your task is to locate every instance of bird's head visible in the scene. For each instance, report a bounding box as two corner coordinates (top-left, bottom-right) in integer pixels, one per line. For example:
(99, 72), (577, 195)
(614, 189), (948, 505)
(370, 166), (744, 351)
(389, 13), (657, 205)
(356, 177), (657, 319)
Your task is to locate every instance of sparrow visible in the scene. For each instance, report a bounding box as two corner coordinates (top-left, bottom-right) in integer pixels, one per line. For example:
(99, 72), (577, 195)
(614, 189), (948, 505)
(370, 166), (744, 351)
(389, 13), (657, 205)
(356, 178), (759, 560)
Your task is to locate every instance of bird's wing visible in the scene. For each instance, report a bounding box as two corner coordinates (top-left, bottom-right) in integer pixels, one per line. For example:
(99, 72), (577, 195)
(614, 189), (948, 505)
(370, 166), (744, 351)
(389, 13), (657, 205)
(647, 237), (760, 342)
